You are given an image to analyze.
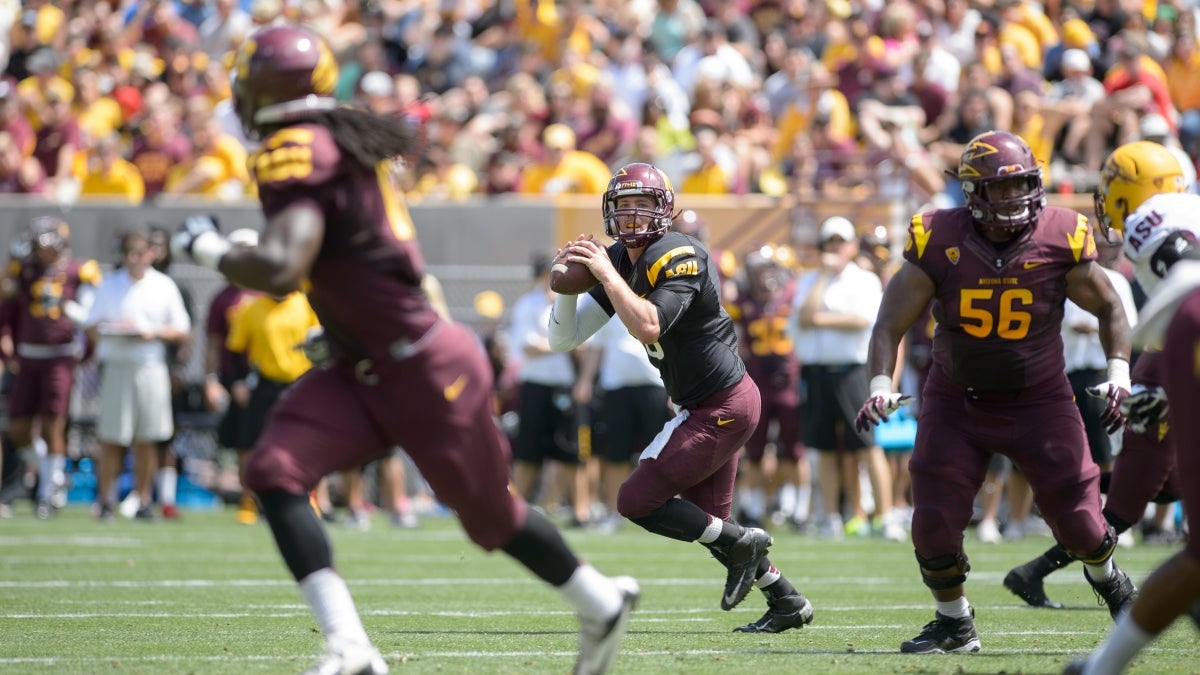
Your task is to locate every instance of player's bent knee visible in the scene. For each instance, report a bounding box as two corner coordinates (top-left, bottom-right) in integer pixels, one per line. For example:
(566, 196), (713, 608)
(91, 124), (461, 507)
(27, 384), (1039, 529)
(1072, 525), (1118, 565)
(916, 550), (971, 590)
(909, 504), (959, 551)
(457, 494), (523, 551)
(1052, 509), (1114, 559)
(616, 479), (656, 519)
(241, 446), (307, 495)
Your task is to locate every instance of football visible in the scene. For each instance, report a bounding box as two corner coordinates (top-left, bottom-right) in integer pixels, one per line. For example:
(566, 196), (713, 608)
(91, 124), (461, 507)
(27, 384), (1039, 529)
(550, 257), (598, 295)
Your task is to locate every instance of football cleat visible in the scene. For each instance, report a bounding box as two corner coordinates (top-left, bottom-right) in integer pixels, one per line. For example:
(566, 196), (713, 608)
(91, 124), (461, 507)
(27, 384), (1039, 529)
(1085, 565), (1137, 619)
(900, 609), (981, 654)
(575, 575), (639, 675)
(1003, 566), (1064, 609)
(720, 527), (773, 611)
(302, 642), (388, 675)
(732, 594), (814, 634)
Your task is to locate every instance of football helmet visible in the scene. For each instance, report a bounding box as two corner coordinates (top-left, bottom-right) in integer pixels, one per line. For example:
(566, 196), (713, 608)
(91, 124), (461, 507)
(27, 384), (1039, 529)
(603, 163), (676, 248)
(957, 130), (1046, 236)
(233, 24), (339, 139)
(1094, 141), (1186, 240)
(28, 216), (69, 253)
(744, 244), (784, 293)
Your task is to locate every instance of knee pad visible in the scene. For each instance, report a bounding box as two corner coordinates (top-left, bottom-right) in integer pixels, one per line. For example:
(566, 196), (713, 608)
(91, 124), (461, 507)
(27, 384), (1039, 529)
(1074, 525), (1118, 565)
(916, 550), (971, 591)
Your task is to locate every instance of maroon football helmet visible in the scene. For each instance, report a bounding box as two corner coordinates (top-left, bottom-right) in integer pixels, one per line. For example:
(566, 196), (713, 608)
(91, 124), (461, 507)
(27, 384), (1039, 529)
(28, 216), (69, 253)
(957, 130), (1045, 236)
(603, 163), (676, 248)
(233, 24), (339, 139)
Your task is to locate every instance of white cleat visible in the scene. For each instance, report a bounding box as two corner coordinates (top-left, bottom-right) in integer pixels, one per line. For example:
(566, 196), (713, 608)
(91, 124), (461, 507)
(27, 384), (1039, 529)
(574, 576), (639, 675)
(302, 643), (389, 675)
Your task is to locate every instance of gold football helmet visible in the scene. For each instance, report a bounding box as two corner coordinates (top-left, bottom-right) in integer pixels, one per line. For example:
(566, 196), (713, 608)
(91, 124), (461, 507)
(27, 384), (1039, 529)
(1095, 141), (1186, 239)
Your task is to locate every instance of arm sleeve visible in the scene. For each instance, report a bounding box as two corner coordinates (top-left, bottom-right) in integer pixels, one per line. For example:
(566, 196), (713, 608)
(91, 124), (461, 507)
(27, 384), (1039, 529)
(548, 293), (610, 352)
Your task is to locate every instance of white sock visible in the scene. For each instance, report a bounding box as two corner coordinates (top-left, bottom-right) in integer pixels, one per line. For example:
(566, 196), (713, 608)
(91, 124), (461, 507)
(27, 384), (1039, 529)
(32, 437), (47, 458)
(37, 455), (54, 502)
(1080, 612), (1154, 675)
(559, 564), (622, 620)
(935, 596), (972, 619)
(697, 516), (723, 544)
(793, 483), (812, 522)
(36, 454), (66, 501)
(1085, 558), (1115, 582)
(746, 488), (765, 520)
(299, 568), (371, 648)
(156, 467), (177, 506)
(754, 566), (781, 588)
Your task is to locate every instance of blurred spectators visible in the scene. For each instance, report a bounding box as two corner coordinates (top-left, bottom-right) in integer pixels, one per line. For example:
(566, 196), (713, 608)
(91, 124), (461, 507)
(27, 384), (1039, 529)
(75, 131), (146, 204)
(0, 0), (1193, 207)
(518, 123), (610, 194)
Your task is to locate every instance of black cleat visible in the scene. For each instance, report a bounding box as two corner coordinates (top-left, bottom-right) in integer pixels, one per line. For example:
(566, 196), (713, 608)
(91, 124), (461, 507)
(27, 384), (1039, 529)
(900, 609), (981, 654)
(1085, 564), (1137, 620)
(720, 527), (772, 611)
(1189, 602), (1200, 632)
(1004, 566), (1064, 609)
(733, 594), (814, 633)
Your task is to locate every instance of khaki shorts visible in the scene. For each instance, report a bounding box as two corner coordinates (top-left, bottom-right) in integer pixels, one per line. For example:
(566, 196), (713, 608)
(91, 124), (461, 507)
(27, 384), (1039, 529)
(96, 361), (174, 446)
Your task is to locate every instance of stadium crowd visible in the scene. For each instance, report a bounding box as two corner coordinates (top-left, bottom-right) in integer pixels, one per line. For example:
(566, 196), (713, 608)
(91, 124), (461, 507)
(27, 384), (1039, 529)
(2, 0), (1200, 211)
(0, 0), (1194, 538)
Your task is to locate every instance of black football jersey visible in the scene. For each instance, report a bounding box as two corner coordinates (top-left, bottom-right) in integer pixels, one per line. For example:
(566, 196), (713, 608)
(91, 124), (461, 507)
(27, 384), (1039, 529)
(588, 231), (744, 407)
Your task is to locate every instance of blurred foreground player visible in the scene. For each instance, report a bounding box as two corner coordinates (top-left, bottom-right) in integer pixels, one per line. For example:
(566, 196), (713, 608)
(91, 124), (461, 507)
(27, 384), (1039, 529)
(171, 24), (637, 675)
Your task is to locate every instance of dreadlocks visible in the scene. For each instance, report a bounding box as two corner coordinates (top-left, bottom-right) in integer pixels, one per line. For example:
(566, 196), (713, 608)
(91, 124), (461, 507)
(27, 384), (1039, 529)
(308, 107), (421, 169)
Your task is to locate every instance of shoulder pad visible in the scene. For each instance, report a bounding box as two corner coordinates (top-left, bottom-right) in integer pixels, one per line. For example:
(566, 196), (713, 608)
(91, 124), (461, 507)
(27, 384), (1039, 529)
(77, 259), (102, 285)
(644, 238), (700, 287)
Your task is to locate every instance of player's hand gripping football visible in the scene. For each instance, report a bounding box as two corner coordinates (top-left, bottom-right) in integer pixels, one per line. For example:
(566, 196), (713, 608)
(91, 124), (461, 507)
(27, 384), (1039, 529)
(855, 376), (913, 433)
(1085, 381), (1131, 434)
(1120, 384), (1169, 435)
(560, 235), (616, 285)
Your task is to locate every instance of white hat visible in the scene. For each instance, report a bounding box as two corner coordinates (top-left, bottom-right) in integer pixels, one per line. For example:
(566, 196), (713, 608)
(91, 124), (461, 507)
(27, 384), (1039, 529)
(819, 216), (856, 242)
(360, 70), (394, 98)
(1061, 48), (1091, 73)
(1139, 113), (1171, 140)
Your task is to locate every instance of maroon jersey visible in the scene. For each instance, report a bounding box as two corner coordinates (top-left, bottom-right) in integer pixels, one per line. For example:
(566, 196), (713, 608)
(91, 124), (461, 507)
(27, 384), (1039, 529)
(904, 205), (1097, 391)
(251, 123), (437, 361)
(4, 256), (101, 346)
(206, 284), (260, 382)
(727, 279), (800, 403)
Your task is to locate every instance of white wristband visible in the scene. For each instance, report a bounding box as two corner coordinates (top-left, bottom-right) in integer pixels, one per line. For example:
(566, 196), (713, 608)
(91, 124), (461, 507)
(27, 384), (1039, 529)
(869, 375), (894, 398)
(1106, 358), (1131, 392)
(191, 230), (231, 270)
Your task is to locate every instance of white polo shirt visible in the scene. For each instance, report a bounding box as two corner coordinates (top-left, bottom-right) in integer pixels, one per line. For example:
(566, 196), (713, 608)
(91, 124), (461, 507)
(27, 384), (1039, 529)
(789, 262), (882, 366)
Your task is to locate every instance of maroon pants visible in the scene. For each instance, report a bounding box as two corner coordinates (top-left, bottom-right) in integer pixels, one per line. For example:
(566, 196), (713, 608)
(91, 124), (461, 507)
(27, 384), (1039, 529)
(242, 321), (524, 551)
(618, 374), (761, 520)
(910, 371), (1106, 560)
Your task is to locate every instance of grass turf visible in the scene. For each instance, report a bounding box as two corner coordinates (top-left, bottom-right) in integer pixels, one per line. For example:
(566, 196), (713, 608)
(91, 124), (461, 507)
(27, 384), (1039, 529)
(0, 506), (1196, 674)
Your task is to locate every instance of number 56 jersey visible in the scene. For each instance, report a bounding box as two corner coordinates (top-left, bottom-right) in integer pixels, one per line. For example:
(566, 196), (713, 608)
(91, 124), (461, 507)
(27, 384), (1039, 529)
(903, 205), (1098, 392)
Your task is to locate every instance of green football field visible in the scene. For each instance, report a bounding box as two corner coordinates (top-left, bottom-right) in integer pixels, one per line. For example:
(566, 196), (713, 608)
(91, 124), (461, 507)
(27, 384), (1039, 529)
(0, 507), (1195, 674)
